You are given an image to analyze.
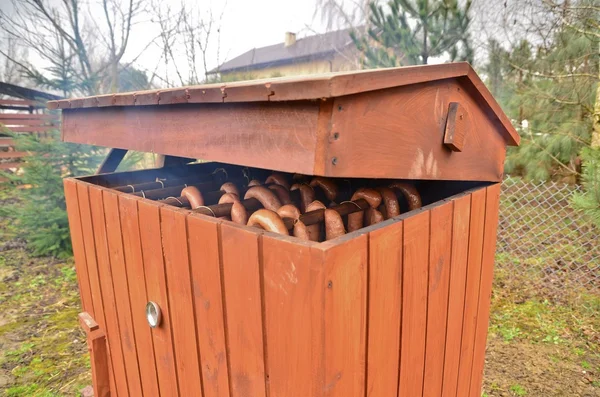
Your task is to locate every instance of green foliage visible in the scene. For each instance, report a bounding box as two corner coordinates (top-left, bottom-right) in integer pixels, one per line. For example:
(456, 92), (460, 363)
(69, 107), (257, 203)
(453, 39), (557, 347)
(1, 130), (104, 258)
(572, 147), (600, 227)
(351, 0), (473, 68)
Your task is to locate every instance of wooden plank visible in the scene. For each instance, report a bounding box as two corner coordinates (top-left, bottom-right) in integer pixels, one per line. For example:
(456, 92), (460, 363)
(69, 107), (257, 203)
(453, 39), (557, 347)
(75, 182), (117, 394)
(187, 214), (231, 397)
(0, 120), (56, 126)
(441, 195), (472, 397)
(1, 125), (55, 132)
(0, 162), (20, 169)
(456, 188), (487, 397)
(63, 179), (94, 315)
(319, 234), (368, 397)
(118, 195), (162, 397)
(80, 313), (111, 397)
(469, 183), (502, 397)
(0, 137), (15, 147)
(423, 202), (453, 397)
(398, 211), (430, 397)
(88, 187), (130, 397)
(262, 234), (322, 396)
(0, 99), (40, 106)
(62, 103), (321, 176)
(366, 220), (403, 397)
(0, 113), (57, 120)
(0, 152), (27, 159)
(102, 190), (145, 397)
(220, 223), (267, 397)
(137, 199), (180, 396)
(97, 148), (128, 174)
(160, 207), (204, 396)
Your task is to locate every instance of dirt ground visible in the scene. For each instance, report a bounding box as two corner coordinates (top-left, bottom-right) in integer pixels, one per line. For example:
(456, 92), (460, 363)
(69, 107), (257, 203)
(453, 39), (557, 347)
(1, 186), (599, 396)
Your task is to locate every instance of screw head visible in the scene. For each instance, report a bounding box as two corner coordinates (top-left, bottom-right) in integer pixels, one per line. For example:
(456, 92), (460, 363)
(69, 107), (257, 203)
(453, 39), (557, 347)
(331, 157), (338, 165)
(327, 280), (333, 289)
(333, 132), (340, 140)
(337, 105), (343, 111)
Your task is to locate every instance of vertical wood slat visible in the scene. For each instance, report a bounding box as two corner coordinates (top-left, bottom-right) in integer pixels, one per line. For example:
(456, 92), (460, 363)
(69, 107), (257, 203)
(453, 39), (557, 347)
(75, 183), (117, 394)
(456, 188), (487, 396)
(138, 200), (180, 396)
(102, 190), (145, 397)
(89, 187), (130, 397)
(220, 223), (267, 397)
(398, 211), (430, 397)
(63, 179), (94, 315)
(423, 202), (454, 397)
(366, 221), (403, 397)
(262, 235), (323, 397)
(320, 234), (368, 397)
(469, 184), (502, 397)
(118, 195), (161, 397)
(187, 215), (231, 397)
(441, 195), (472, 397)
(160, 207), (204, 396)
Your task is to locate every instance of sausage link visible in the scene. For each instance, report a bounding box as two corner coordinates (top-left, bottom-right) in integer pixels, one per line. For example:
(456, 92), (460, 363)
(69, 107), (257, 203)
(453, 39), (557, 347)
(248, 179), (262, 187)
(269, 184), (292, 205)
(292, 220), (311, 241)
(309, 177), (338, 202)
(218, 193), (248, 224)
(324, 209), (346, 240)
(244, 186), (282, 211)
(347, 188), (382, 232)
(389, 182), (422, 210)
(276, 204), (302, 220)
(265, 173), (291, 190)
(290, 183), (315, 213)
(376, 187), (400, 219)
(181, 186), (204, 209)
(306, 200), (326, 241)
(366, 207), (385, 226)
(247, 209), (289, 235)
(220, 182), (240, 198)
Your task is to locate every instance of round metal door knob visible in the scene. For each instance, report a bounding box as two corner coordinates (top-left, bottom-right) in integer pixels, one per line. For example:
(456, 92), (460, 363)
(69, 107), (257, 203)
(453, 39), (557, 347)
(146, 301), (162, 328)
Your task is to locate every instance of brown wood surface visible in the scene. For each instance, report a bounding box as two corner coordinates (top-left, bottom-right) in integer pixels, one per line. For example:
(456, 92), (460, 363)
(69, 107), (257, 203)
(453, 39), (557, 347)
(75, 183), (116, 393)
(441, 194), (472, 397)
(2, 125), (55, 132)
(79, 313), (111, 397)
(469, 184), (501, 397)
(0, 99), (41, 106)
(118, 195), (161, 396)
(0, 162), (20, 169)
(89, 186), (130, 397)
(160, 207), (204, 396)
(423, 202), (453, 397)
(63, 179), (94, 314)
(319, 234), (368, 397)
(0, 137), (15, 147)
(443, 102), (467, 152)
(398, 210), (430, 397)
(326, 80), (507, 181)
(0, 151), (27, 159)
(262, 234), (321, 396)
(187, 214), (231, 397)
(137, 200), (180, 396)
(456, 188), (487, 396)
(51, 63), (519, 145)
(366, 220), (403, 397)
(220, 223), (267, 397)
(102, 190), (145, 397)
(62, 102), (321, 175)
(97, 149), (128, 174)
(0, 113), (57, 120)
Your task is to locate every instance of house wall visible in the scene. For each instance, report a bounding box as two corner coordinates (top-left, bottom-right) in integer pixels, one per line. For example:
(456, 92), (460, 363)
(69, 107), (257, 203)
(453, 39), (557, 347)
(220, 50), (360, 81)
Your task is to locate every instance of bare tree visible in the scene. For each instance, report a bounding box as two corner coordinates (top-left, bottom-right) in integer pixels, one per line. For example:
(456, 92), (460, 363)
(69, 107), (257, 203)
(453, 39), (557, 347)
(0, 0), (147, 96)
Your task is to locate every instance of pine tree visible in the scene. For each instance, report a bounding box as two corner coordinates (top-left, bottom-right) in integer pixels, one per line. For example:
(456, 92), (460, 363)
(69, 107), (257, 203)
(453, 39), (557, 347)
(351, 0), (473, 68)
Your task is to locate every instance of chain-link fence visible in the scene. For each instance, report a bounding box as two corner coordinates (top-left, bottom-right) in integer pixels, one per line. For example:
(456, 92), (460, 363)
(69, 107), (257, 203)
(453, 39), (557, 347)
(496, 177), (600, 298)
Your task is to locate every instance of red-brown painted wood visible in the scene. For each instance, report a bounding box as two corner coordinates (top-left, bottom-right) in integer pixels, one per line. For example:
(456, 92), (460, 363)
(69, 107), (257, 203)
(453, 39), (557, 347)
(366, 220), (403, 397)
(398, 211), (430, 397)
(118, 195), (161, 396)
(219, 223), (267, 397)
(456, 188), (487, 396)
(160, 207), (204, 396)
(138, 200), (180, 396)
(469, 184), (502, 397)
(441, 195), (472, 397)
(187, 214), (231, 397)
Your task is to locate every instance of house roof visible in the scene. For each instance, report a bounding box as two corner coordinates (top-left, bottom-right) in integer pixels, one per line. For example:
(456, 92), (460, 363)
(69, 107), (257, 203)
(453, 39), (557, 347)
(211, 29), (354, 74)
